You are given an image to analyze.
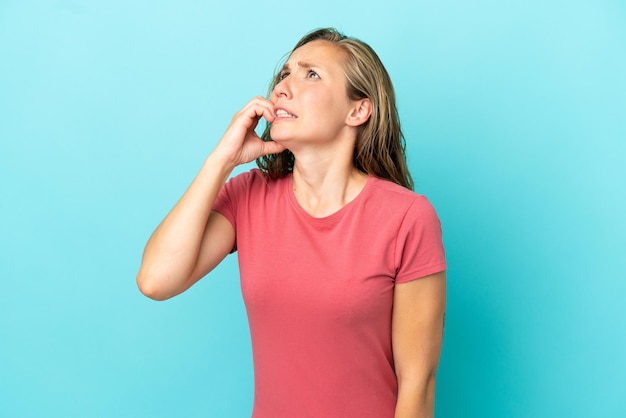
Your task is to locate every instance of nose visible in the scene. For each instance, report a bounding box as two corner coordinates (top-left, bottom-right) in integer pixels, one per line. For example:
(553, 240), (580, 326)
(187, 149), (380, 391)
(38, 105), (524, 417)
(272, 77), (292, 100)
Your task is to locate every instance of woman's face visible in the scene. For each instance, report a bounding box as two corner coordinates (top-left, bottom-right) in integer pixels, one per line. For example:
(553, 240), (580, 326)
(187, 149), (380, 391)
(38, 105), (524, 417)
(269, 40), (356, 146)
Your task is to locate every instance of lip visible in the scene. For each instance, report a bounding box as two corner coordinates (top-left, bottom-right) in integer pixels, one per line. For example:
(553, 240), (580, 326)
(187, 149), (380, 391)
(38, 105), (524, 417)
(274, 106), (297, 119)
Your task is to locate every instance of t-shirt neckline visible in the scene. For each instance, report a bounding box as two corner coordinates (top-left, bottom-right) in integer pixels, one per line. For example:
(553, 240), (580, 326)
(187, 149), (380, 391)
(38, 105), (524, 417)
(285, 172), (375, 226)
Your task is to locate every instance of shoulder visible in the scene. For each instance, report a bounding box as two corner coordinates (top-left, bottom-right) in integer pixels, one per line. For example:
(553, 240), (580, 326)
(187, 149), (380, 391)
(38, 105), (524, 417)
(227, 168), (264, 184)
(223, 168), (288, 197)
(365, 176), (442, 231)
(225, 168), (273, 187)
(367, 176), (433, 211)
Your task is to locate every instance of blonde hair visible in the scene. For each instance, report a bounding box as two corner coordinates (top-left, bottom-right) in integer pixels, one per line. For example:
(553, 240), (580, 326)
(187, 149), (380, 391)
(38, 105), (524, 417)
(256, 27), (413, 190)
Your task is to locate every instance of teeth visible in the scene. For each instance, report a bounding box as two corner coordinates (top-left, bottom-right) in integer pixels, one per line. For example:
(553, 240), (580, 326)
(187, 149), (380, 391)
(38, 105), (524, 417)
(276, 109), (295, 117)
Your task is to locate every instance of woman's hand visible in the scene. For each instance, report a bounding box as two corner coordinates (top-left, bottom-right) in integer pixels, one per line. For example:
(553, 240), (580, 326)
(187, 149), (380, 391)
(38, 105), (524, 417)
(213, 96), (286, 167)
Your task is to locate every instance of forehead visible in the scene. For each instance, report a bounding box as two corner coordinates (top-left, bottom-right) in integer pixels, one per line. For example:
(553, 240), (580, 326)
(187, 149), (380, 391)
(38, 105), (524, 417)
(285, 40), (347, 70)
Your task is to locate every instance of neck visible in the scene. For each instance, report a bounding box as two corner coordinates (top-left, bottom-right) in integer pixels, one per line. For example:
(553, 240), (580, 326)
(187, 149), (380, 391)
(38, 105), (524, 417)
(291, 154), (368, 218)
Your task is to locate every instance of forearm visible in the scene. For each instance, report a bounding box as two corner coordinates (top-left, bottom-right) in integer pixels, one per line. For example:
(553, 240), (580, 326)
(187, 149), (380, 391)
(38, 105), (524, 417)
(394, 375), (436, 418)
(137, 152), (235, 299)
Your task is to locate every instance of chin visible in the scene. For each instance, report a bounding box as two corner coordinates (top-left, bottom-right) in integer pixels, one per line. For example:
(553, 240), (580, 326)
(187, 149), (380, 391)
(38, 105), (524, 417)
(269, 127), (293, 143)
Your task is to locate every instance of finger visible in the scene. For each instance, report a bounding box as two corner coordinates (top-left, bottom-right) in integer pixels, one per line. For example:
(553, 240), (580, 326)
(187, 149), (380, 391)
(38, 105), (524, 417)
(240, 100), (276, 125)
(261, 140), (287, 156)
(253, 97), (276, 121)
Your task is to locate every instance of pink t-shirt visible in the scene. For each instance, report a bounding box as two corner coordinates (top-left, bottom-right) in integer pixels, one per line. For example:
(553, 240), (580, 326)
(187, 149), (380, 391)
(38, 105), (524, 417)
(213, 169), (446, 418)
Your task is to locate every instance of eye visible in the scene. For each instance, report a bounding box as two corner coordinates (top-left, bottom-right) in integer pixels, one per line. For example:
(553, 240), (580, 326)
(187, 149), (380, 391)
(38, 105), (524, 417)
(307, 69), (320, 79)
(278, 71), (290, 81)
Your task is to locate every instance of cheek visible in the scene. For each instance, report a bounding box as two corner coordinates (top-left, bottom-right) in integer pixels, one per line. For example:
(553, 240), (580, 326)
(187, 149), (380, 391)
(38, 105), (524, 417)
(268, 90), (278, 104)
(306, 91), (340, 117)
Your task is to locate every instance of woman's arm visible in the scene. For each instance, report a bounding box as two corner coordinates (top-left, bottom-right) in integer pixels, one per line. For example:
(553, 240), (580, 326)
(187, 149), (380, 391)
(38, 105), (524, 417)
(136, 97), (285, 300)
(392, 271), (446, 418)
(136, 155), (235, 301)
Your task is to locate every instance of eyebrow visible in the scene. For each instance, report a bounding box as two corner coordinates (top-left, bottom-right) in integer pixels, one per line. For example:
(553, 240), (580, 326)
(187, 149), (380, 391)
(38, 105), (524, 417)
(281, 61), (320, 72)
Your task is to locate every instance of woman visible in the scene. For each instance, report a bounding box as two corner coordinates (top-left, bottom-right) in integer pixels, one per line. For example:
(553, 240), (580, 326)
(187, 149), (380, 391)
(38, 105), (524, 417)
(137, 28), (447, 418)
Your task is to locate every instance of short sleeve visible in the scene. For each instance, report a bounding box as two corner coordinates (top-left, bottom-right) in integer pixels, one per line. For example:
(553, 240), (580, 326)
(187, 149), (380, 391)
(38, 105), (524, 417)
(394, 196), (447, 283)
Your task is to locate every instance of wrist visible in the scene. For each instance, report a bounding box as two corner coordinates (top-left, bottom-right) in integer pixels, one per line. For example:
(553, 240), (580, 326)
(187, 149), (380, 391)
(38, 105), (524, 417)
(206, 149), (238, 174)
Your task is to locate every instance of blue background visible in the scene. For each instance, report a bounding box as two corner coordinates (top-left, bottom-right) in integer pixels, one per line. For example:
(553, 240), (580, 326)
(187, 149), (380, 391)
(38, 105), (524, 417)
(1, 0), (625, 417)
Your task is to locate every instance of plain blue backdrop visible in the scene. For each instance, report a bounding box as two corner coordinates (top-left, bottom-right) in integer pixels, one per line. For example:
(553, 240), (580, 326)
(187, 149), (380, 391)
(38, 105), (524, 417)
(1, 0), (625, 417)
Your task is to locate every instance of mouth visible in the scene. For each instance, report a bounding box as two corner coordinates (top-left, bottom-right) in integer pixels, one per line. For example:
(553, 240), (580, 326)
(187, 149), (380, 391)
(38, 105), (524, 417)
(275, 108), (297, 118)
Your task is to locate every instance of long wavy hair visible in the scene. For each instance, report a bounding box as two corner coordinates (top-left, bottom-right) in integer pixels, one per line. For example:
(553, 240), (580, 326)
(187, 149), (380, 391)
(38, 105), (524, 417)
(256, 27), (414, 190)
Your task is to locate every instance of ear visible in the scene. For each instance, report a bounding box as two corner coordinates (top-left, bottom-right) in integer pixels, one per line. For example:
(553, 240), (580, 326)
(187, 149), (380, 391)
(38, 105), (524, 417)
(346, 98), (372, 127)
